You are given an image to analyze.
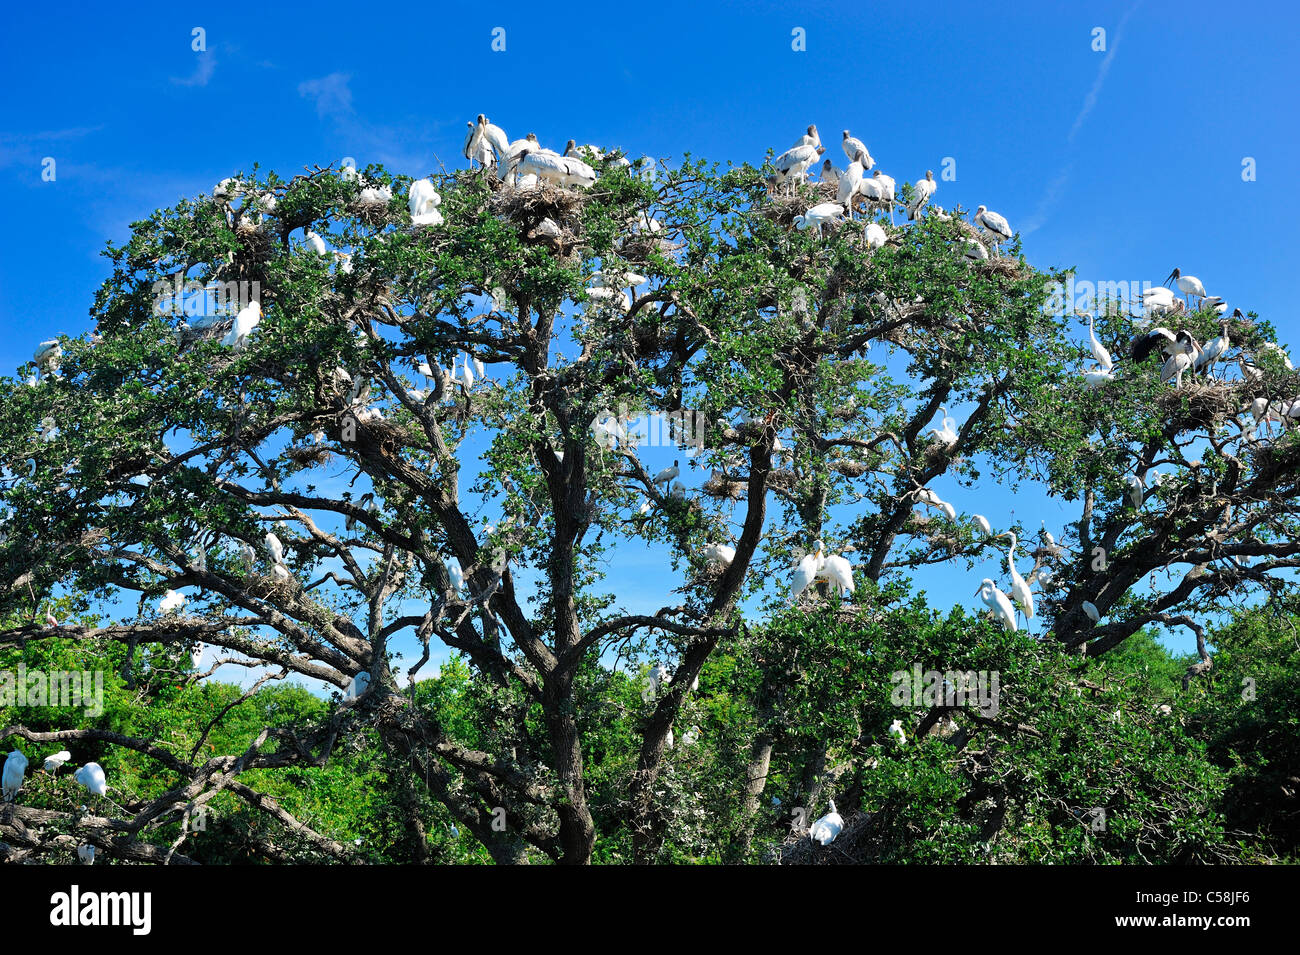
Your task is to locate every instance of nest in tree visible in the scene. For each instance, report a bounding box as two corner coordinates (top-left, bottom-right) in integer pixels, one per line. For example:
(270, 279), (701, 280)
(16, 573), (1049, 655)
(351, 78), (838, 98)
(1160, 378), (1242, 430)
(284, 444), (334, 468)
(974, 255), (1028, 281)
(904, 512), (932, 534)
(349, 195), (395, 226)
(703, 472), (748, 501)
(830, 458), (870, 478)
(767, 468), (799, 492)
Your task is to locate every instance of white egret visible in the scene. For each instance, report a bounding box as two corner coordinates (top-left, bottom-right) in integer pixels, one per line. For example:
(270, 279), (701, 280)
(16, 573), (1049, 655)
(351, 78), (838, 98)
(44, 750), (71, 773)
(304, 231), (328, 257)
(809, 799), (844, 846)
(818, 552), (855, 596)
(1124, 474), (1145, 508)
(888, 719), (907, 745)
(702, 542), (736, 569)
(647, 662), (669, 697)
(793, 202), (845, 236)
(864, 221), (887, 250)
(159, 589), (186, 614)
(221, 300), (261, 351)
(446, 558), (464, 593)
(973, 514), (993, 536)
(1082, 366), (1114, 389)
(239, 541), (257, 574)
(345, 672), (371, 701)
(265, 531), (284, 566)
(2, 750), (27, 802)
(1082, 601), (1101, 623)
(975, 578), (1018, 632)
(1000, 533), (1034, 621)
(929, 405), (959, 446)
(1088, 315), (1113, 372)
(271, 564), (291, 582)
(791, 541), (826, 599)
(74, 762), (107, 797)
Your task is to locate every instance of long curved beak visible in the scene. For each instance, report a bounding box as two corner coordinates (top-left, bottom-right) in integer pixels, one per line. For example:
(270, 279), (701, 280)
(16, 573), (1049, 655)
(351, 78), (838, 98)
(1164, 269), (1177, 287)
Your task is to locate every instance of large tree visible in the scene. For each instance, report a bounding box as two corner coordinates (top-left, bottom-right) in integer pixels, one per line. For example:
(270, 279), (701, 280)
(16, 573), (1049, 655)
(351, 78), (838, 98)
(1, 142), (1294, 864)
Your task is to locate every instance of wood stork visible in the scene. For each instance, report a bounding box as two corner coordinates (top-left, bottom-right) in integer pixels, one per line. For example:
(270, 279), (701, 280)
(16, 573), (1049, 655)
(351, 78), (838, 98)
(1082, 600), (1101, 623)
(864, 221), (887, 250)
(841, 130), (873, 169)
(669, 480), (687, 499)
(1000, 533), (1035, 621)
(820, 159), (842, 187)
(239, 541), (257, 574)
(907, 170), (936, 221)
(479, 115), (509, 160)
(1165, 268), (1206, 305)
(462, 120), (486, 165)
(973, 514), (993, 536)
(265, 531), (285, 566)
(1160, 338), (1198, 388)
(809, 799), (844, 845)
(974, 206), (1013, 252)
(1261, 341), (1294, 370)
(888, 719), (907, 745)
(794, 124), (822, 149)
(74, 762), (108, 797)
(514, 148), (575, 188)
(221, 300), (261, 351)
(976, 578), (1018, 632)
(963, 237), (990, 261)
(1131, 326), (1178, 364)
(271, 564), (291, 582)
(837, 152), (867, 218)
(1194, 322), (1231, 375)
(1088, 315), (1113, 372)
(771, 144), (824, 191)
(794, 202), (844, 236)
(652, 460), (679, 487)
(44, 750), (72, 773)
(77, 845), (95, 865)
(2, 750), (27, 801)
(791, 541), (826, 599)
(159, 589), (186, 614)
(870, 170), (896, 224)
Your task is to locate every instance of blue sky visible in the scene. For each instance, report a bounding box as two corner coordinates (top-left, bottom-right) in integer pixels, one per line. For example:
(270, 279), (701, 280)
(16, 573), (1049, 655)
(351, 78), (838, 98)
(2, 0), (1298, 666)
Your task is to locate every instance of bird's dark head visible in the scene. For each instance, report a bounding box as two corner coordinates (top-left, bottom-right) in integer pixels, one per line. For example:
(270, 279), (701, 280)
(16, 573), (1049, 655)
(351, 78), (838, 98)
(476, 114), (486, 124)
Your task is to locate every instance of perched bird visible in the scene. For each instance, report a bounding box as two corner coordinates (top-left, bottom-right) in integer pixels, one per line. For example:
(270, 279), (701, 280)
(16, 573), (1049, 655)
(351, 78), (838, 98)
(793, 124), (821, 149)
(1131, 326), (1177, 364)
(1165, 267), (1206, 304)
(1082, 366), (1114, 389)
(446, 558), (464, 593)
(841, 130), (873, 169)
(239, 541), (257, 574)
(974, 205), (1012, 250)
(1088, 315), (1113, 372)
(265, 531), (285, 566)
(2, 750), (27, 802)
(837, 151), (867, 217)
(793, 202), (844, 235)
(1001, 533), (1035, 621)
(888, 719), (907, 745)
(870, 170), (897, 224)
(809, 799), (844, 846)
(907, 170), (936, 221)
(975, 578), (1018, 632)
(221, 300), (261, 351)
(791, 541), (826, 599)
(1194, 322), (1231, 375)
(972, 514), (993, 536)
(304, 231), (328, 257)
(1082, 600), (1101, 623)
(408, 178), (443, 226)
(701, 542), (736, 569)
(819, 158), (842, 187)
(1124, 474), (1145, 508)
(159, 589), (186, 614)
(344, 672), (371, 701)
(74, 762), (108, 797)
(863, 221), (888, 250)
(44, 750), (72, 773)
(817, 551), (855, 596)
(928, 405), (959, 446)
(770, 143), (825, 190)
(77, 845), (96, 865)
(652, 460), (680, 487)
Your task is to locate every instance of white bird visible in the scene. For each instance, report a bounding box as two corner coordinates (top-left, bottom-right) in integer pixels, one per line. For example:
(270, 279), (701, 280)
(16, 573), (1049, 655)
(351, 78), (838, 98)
(239, 541), (257, 573)
(446, 558), (464, 593)
(1160, 349), (1194, 388)
(647, 662), (670, 696)
(809, 799), (844, 846)
(1260, 341), (1294, 370)
(408, 178), (443, 226)
(271, 564), (291, 582)
(44, 750), (72, 773)
(818, 552), (855, 596)
(793, 202), (844, 236)
(682, 726), (700, 746)
(771, 144), (824, 189)
(159, 589), (186, 614)
(478, 116), (509, 160)
(888, 719), (906, 745)
(2, 750), (27, 802)
(1195, 322), (1231, 374)
(190, 643), (204, 669)
(34, 339), (62, 376)
(1165, 267), (1206, 305)
(77, 845), (95, 865)
(907, 170), (936, 221)
(793, 124), (821, 149)
(652, 460), (680, 487)
(701, 542), (736, 569)
(791, 541), (826, 599)
(975, 578), (1018, 632)
(74, 762), (108, 797)
(265, 531), (285, 566)
(1082, 366), (1114, 389)
(929, 405), (959, 446)
(973, 205), (1012, 251)
(1082, 600), (1101, 623)
(837, 152), (866, 217)
(1124, 474), (1145, 508)
(1001, 533), (1034, 621)
(1088, 315), (1113, 372)
(304, 231), (328, 257)
(870, 171), (896, 224)
(459, 354), (475, 391)
(863, 221), (887, 250)
(841, 130), (872, 169)
(344, 672), (371, 701)
(972, 514), (993, 536)
(462, 120), (486, 164)
(670, 480), (686, 499)
(915, 487), (957, 521)
(963, 237), (990, 261)
(221, 300), (261, 351)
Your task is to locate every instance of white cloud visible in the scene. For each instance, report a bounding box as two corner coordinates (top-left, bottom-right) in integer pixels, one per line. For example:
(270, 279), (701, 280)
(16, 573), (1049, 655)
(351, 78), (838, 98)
(298, 72), (354, 117)
(171, 53), (217, 88)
